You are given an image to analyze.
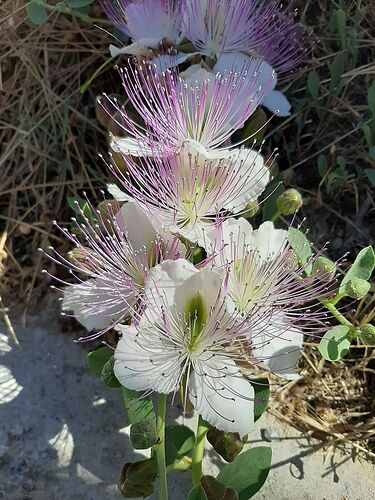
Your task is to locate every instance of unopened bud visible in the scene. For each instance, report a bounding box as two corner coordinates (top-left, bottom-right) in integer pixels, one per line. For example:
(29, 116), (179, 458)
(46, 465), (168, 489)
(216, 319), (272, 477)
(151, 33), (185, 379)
(312, 256), (336, 282)
(276, 189), (303, 215)
(359, 324), (375, 346)
(68, 248), (97, 273)
(243, 200), (259, 218)
(344, 278), (371, 300)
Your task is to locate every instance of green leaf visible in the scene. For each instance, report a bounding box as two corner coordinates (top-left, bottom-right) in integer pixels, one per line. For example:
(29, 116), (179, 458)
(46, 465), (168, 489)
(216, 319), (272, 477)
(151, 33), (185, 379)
(336, 9), (347, 49)
(26, 1), (48, 25)
(250, 378), (269, 422)
(87, 347), (113, 378)
(317, 154), (328, 177)
(122, 388), (156, 425)
(339, 246), (375, 293)
(369, 147), (375, 160)
(307, 71), (320, 100)
(330, 52), (345, 90)
(207, 428), (244, 463)
(187, 485), (208, 500)
(217, 447), (272, 499)
(130, 419), (157, 450)
(288, 228), (313, 275)
(118, 458), (157, 498)
(101, 356), (121, 389)
(364, 169), (375, 186)
(68, 0), (93, 7)
(318, 325), (351, 362)
(362, 124), (372, 148)
(165, 424), (195, 466)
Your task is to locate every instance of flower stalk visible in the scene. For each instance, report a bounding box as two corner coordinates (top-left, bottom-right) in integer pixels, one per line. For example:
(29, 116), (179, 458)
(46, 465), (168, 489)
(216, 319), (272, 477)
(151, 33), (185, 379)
(156, 393), (168, 500)
(191, 416), (210, 486)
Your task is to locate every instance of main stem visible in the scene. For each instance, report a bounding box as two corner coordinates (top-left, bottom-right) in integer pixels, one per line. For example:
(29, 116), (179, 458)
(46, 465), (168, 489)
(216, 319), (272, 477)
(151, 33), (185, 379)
(156, 393), (168, 500)
(191, 416), (210, 486)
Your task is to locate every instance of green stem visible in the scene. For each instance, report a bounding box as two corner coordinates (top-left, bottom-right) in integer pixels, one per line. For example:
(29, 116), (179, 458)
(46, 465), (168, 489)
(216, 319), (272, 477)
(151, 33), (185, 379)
(156, 394), (168, 500)
(271, 210), (281, 222)
(319, 297), (354, 329)
(191, 416), (210, 486)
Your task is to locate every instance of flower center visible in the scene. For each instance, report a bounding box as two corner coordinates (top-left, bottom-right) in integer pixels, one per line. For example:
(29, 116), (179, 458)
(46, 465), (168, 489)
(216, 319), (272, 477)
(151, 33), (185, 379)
(184, 292), (207, 352)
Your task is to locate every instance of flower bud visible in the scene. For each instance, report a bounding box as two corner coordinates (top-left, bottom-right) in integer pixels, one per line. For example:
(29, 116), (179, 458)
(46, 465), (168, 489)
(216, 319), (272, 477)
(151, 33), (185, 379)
(67, 248), (98, 273)
(312, 256), (336, 282)
(344, 278), (371, 300)
(359, 324), (375, 346)
(243, 200), (259, 218)
(276, 189), (303, 215)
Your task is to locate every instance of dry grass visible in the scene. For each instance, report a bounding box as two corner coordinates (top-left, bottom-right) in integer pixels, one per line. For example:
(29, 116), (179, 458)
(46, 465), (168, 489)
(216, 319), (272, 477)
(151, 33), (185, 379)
(0, 1), (114, 309)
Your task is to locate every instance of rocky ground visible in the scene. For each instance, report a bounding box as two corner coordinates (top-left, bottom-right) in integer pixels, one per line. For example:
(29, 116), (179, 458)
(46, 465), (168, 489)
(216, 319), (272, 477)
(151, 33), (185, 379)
(1, 298), (374, 500)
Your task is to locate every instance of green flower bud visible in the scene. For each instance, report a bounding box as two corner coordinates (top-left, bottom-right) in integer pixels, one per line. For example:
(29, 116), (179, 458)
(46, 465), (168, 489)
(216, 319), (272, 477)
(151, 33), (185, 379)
(359, 324), (375, 346)
(276, 189), (303, 215)
(344, 278), (371, 300)
(312, 256), (337, 282)
(243, 200), (259, 218)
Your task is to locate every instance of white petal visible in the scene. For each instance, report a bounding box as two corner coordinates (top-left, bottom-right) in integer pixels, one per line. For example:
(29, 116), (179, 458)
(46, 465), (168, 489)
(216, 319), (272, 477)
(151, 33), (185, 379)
(221, 148), (269, 212)
(180, 64), (214, 85)
(145, 259), (198, 311)
(62, 279), (132, 331)
(0, 365), (23, 404)
(252, 314), (303, 380)
(248, 221), (288, 261)
(107, 184), (133, 203)
(173, 268), (223, 314)
(109, 38), (160, 57)
(115, 202), (157, 252)
(110, 136), (154, 157)
(214, 54), (277, 92)
(153, 52), (197, 73)
(204, 217), (254, 262)
(189, 358), (254, 438)
(114, 325), (180, 394)
(48, 423), (74, 468)
(262, 90), (291, 117)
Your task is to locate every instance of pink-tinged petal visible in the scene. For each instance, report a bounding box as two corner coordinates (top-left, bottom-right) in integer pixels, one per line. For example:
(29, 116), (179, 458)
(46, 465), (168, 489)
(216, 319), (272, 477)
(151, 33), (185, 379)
(107, 183), (133, 203)
(111, 136), (154, 157)
(152, 52), (198, 73)
(62, 279), (133, 331)
(189, 358), (254, 438)
(114, 325), (181, 394)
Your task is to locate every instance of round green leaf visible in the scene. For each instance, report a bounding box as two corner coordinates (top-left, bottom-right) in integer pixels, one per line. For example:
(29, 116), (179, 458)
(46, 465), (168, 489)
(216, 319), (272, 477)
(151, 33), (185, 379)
(165, 424), (196, 466)
(339, 246), (375, 293)
(130, 419), (157, 450)
(217, 447), (272, 500)
(122, 388), (156, 425)
(249, 377), (269, 422)
(318, 325), (351, 362)
(87, 347), (113, 378)
(288, 228), (313, 275)
(101, 356), (121, 389)
(26, 2), (48, 25)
